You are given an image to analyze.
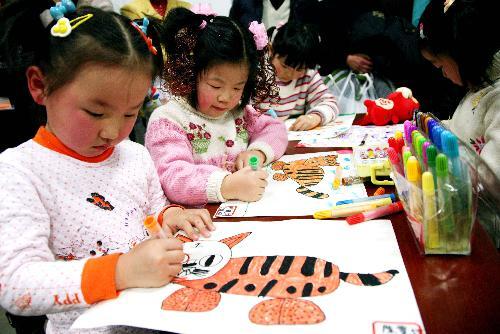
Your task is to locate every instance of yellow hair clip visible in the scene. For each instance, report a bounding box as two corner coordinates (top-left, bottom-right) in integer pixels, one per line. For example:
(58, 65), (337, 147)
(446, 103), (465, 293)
(51, 13), (93, 38)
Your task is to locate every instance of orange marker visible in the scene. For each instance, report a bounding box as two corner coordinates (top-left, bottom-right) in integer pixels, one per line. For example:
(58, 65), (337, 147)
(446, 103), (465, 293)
(373, 187), (385, 196)
(143, 215), (168, 239)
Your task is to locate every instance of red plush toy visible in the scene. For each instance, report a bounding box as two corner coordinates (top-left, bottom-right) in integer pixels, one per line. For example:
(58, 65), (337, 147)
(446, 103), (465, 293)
(359, 87), (420, 126)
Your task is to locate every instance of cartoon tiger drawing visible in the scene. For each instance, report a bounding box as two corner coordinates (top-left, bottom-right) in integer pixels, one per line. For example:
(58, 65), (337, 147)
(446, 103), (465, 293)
(162, 232), (399, 325)
(271, 155), (339, 199)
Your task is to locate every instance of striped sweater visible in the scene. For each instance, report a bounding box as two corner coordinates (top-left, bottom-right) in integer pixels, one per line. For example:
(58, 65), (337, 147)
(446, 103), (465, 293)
(258, 69), (340, 124)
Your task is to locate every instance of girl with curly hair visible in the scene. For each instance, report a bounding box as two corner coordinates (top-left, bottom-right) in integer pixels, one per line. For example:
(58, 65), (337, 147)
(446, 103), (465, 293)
(146, 6), (287, 206)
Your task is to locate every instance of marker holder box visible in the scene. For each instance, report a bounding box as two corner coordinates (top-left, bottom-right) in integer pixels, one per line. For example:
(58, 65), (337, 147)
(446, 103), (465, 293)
(392, 168), (477, 255)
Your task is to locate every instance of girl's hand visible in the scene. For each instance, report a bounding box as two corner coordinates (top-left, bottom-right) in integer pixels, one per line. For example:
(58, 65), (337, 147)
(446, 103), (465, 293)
(234, 150), (266, 170)
(221, 166), (268, 202)
(115, 237), (184, 290)
(162, 207), (214, 241)
(289, 114), (321, 131)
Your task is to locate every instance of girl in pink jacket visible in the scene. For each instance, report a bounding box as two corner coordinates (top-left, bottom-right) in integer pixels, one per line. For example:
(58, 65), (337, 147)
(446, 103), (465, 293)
(146, 7), (288, 206)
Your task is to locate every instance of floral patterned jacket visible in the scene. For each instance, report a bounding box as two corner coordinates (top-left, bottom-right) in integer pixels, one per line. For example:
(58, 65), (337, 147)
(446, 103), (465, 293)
(145, 99), (288, 206)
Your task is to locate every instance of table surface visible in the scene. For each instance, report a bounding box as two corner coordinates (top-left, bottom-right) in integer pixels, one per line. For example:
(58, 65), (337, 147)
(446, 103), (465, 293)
(205, 140), (500, 334)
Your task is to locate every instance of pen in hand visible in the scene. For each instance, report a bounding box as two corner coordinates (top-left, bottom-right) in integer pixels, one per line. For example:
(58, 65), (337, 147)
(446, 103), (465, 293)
(249, 156), (259, 171)
(143, 215), (168, 239)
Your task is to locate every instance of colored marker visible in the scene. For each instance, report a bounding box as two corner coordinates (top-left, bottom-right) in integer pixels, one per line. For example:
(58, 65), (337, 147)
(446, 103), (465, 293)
(441, 132), (461, 177)
(346, 201), (404, 225)
(431, 126), (444, 151)
(336, 193), (395, 205)
(313, 203), (377, 219)
(422, 141), (431, 169)
(249, 156), (259, 171)
(402, 148), (411, 176)
(331, 197), (393, 210)
(333, 165), (342, 190)
(143, 215), (168, 239)
(406, 156), (422, 222)
(436, 154), (455, 236)
(387, 147), (404, 176)
(373, 186), (386, 196)
(426, 144), (438, 185)
(403, 120), (413, 145)
(422, 172), (439, 249)
(394, 130), (403, 140)
(266, 108), (277, 118)
(395, 137), (405, 155)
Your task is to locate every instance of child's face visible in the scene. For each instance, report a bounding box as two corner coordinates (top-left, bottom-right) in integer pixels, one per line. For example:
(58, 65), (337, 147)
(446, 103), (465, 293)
(196, 62), (248, 117)
(42, 64), (151, 157)
(421, 50), (463, 86)
(272, 54), (306, 82)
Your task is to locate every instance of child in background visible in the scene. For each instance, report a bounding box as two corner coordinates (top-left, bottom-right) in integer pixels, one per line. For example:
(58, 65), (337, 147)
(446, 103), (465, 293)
(419, 0), (499, 179)
(146, 7), (288, 206)
(0, 2), (213, 333)
(258, 21), (340, 131)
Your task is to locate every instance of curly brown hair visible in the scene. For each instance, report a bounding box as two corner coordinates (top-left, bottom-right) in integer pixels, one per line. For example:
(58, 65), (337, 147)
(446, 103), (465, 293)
(162, 7), (278, 111)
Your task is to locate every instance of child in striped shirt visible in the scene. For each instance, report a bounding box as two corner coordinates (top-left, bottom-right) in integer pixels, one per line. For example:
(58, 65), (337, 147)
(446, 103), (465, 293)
(258, 21), (340, 131)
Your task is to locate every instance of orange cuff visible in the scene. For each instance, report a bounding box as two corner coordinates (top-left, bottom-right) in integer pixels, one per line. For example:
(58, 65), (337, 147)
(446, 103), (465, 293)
(157, 204), (185, 226)
(81, 253), (121, 304)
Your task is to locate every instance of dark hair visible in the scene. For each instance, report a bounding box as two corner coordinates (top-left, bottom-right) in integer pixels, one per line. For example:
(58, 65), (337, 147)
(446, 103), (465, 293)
(162, 7), (278, 109)
(0, 0), (164, 96)
(418, 0), (499, 90)
(268, 21), (320, 70)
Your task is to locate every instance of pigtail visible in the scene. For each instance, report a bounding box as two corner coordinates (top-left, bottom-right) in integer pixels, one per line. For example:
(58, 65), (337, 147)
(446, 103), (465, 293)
(162, 7), (207, 96)
(252, 44), (279, 109)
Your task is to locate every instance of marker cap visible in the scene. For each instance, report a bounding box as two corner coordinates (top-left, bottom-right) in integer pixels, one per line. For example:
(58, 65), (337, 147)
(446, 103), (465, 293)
(406, 156), (420, 182)
(436, 153), (449, 177)
(442, 131), (459, 158)
(426, 145), (437, 167)
(422, 172), (435, 195)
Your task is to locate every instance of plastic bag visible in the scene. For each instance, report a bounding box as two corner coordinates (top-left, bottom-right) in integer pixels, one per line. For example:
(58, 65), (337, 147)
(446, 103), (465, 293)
(324, 69), (394, 115)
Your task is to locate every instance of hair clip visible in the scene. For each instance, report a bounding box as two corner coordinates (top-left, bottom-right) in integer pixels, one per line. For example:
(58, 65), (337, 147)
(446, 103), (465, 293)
(51, 13), (93, 38)
(444, 0), (456, 13)
(131, 19), (158, 55)
(191, 3), (218, 16)
(49, 0), (76, 21)
(418, 22), (426, 39)
(248, 21), (268, 50)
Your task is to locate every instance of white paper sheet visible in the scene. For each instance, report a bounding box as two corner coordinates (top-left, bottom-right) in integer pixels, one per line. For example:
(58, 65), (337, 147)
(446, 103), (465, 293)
(215, 151), (367, 217)
(297, 124), (405, 148)
(286, 114), (356, 141)
(72, 220), (424, 334)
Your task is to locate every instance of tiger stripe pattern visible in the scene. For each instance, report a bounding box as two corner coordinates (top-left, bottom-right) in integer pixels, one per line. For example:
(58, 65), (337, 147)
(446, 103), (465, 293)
(178, 255), (398, 298)
(271, 155), (339, 199)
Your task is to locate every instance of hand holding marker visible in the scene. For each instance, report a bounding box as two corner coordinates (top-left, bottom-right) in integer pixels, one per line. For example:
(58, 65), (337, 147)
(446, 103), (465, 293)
(144, 215), (168, 239)
(249, 156), (259, 171)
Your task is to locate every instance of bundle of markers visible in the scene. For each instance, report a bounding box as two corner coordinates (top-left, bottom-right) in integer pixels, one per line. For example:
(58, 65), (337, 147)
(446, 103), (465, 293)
(386, 114), (476, 255)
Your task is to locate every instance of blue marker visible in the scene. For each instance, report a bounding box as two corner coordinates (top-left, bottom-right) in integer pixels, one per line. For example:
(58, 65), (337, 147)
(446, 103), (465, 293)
(336, 193), (395, 205)
(442, 132), (461, 177)
(431, 126), (444, 151)
(265, 109), (278, 118)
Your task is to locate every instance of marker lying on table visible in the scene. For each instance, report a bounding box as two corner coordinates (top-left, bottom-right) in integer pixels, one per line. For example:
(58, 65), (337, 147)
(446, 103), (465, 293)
(346, 201), (404, 225)
(249, 156), (259, 171)
(144, 215), (168, 239)
(332, 165), (342, 190)
(336, 193), (395, 205)
(313, 203), (377, 219)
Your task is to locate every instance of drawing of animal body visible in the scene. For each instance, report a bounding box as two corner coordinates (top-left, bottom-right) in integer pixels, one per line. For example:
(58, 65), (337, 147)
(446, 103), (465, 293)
(271, 155), (339, 199)
(162, 232), (399, 325)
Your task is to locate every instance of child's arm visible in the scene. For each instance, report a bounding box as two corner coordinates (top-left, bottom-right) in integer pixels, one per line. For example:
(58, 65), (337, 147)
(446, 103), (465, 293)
(145, 119), (230, 205)
(479, 98), (500, 179)
(0, 165), (118, 315)
(243, 105), (288, 165)
(305, 71), (340, 125)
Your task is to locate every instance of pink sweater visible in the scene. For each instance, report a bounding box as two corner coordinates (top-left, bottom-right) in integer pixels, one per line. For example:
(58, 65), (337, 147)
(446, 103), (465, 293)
(145, 99), (288, 206)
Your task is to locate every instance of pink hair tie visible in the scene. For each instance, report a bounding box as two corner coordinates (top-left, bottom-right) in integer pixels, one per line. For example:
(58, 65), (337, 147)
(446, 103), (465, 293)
(248, 21), (268, 50)
(199, 20), (207, 29)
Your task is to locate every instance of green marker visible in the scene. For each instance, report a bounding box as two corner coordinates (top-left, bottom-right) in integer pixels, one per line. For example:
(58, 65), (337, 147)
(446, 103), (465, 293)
(426, 145), (438, 186)
(249, 156), (259, 171)
(436, 154), (456, 250)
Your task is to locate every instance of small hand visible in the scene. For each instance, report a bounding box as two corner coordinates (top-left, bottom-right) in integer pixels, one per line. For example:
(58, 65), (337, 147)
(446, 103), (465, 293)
(346, 54), (373, 73)
(234, 150), (266, 170)
(163, 207), (215, 241)
(289, 114), (321, 131)
(221, 166), (268, 202)
(115, 237), (184, 290)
